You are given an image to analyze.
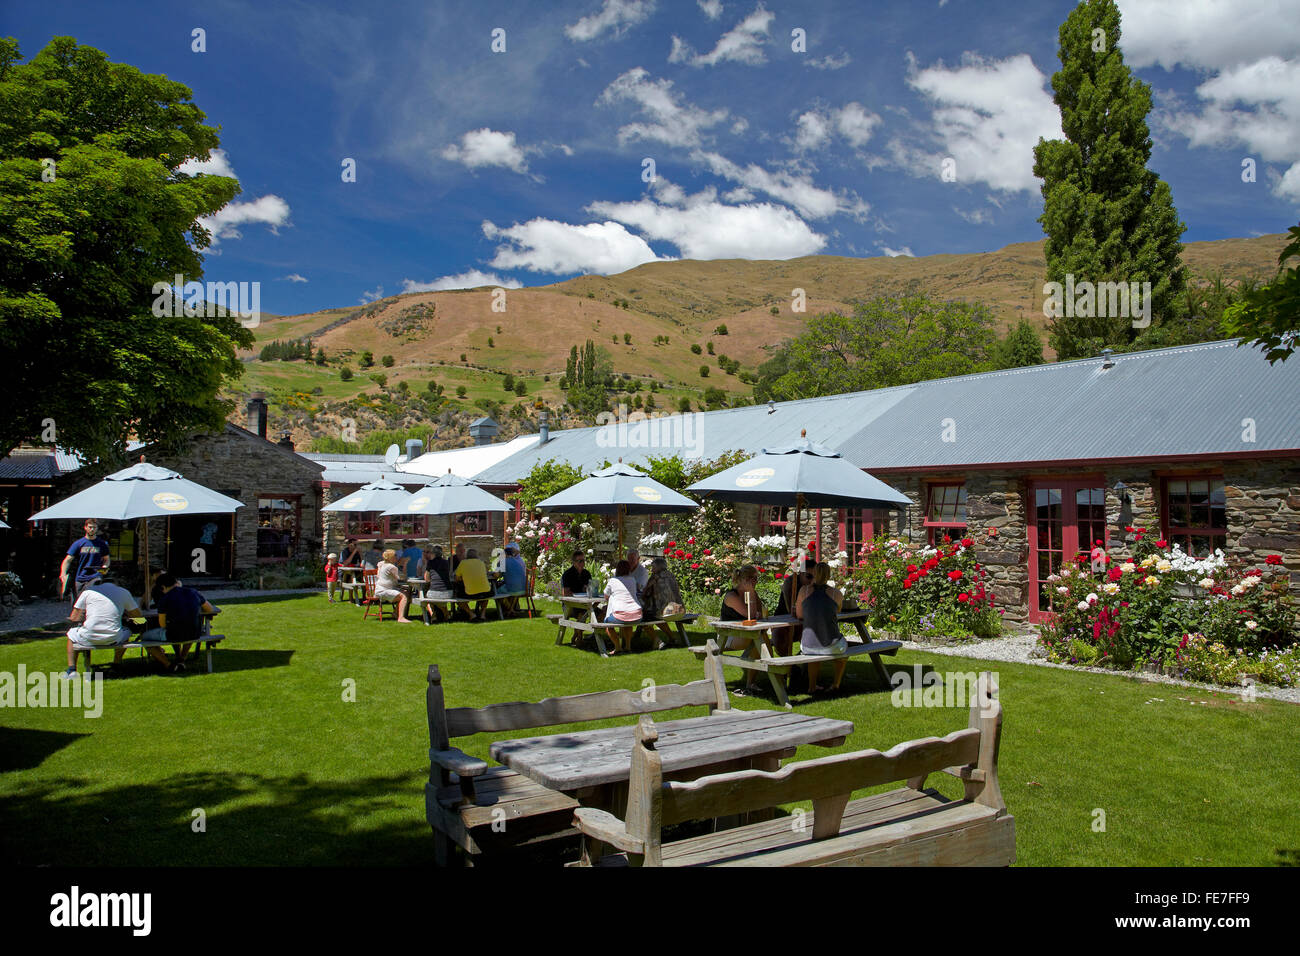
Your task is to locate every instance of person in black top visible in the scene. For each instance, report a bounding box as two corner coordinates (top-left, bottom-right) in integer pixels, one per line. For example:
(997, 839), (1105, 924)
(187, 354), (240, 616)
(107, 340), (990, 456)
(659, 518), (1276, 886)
(425, 545), (451, 588)
(560, 550), (592, 596)
(720, 565), (763, 691)
(773, 557), (816, 656)
(340, 539), (363, 567)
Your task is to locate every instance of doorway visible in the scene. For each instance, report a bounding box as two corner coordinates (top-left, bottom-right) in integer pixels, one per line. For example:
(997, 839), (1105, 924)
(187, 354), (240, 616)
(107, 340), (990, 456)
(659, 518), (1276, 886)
(1028, 480), (1107, 622)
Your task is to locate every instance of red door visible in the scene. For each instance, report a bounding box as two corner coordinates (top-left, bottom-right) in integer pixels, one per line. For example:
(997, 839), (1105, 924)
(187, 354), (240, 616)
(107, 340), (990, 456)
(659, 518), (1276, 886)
(1028, 481), (1107, 622)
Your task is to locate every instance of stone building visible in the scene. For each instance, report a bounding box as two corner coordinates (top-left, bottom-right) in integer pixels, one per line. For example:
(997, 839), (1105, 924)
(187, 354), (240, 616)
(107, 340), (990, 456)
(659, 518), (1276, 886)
(472, 341), (1300, 623)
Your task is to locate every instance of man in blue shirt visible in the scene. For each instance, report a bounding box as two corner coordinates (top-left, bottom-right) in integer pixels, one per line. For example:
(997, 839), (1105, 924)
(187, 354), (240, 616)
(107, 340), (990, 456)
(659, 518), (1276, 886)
(398, 539), (424, 578)
(499, 543), (528, 616)
(60, 519), (111, 604)
(140, 571), (216, 672)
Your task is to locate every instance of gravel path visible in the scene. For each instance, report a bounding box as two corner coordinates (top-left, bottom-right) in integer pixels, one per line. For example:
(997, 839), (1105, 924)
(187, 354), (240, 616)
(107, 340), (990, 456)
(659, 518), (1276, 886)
(0, 588), (321, 636)
(898, 632), (1300, 704)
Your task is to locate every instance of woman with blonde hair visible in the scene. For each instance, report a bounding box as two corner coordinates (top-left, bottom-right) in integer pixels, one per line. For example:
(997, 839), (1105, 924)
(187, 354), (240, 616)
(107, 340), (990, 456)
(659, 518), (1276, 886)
(374, 548), (415, 622)
(795, 562), (848, 693)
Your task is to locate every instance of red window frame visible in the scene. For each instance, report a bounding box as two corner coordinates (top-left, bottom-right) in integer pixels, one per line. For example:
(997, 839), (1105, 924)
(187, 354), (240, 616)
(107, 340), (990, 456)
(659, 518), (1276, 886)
(455, 512), (492, 535)
(342, 512), (429, 538)
(759, 505), (790, 537)
(838, 508), (891, 567)
(257, 494), (302, 562)
(924, 482), (967, 545)
(1161, 475), (1226, 557)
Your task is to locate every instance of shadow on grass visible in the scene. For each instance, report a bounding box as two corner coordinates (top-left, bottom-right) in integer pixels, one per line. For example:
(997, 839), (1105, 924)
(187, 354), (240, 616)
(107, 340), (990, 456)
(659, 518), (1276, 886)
(86, 649), (295, 679)
(0, 622), (72, 646)
(0, 726), (92, 773)
(1, 768), (433, 866)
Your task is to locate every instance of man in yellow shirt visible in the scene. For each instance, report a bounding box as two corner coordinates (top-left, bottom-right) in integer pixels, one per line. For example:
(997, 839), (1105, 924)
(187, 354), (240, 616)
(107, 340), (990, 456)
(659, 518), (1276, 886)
(454, 547), (493, 622)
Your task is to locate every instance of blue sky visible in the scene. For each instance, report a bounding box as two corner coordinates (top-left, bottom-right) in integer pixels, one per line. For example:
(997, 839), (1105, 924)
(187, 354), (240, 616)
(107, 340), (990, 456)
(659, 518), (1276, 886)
(8, 0), (1299, 315)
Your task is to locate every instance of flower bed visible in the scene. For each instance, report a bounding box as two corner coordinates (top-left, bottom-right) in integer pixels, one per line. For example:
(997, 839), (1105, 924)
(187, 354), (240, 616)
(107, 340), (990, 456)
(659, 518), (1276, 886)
(1037, 528), (1298, 686)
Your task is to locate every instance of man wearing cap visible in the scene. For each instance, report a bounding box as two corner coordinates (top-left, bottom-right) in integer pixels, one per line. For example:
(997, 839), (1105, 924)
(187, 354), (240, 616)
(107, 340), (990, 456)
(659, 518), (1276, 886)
(499, 543), (528, 616)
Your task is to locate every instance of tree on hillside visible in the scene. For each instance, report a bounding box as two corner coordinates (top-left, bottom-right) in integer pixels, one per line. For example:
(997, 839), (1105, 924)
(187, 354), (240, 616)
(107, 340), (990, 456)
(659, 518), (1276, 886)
(1032, 0), (1186, 360)
(0, 37), (251, 462)
(1222, 223), (1300, 363)
(752, 295), (998, 402)
(565, 339), (611, 421)
(994, 320), (1045, 368)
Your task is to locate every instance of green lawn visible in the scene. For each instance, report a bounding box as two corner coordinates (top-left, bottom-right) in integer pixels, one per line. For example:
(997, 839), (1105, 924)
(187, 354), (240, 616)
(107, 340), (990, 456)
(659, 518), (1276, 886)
(1, 594), (1295, 866)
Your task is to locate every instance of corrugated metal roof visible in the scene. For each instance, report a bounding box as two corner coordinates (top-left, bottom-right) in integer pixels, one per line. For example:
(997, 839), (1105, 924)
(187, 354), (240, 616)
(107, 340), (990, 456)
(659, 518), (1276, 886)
(302, 435), (538, 486)
(473, 341), (1300, 483)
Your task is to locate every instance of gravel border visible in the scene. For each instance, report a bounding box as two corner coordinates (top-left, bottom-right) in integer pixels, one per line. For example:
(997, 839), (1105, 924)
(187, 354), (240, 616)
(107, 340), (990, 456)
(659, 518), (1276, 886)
(896, 632), (1300, 704)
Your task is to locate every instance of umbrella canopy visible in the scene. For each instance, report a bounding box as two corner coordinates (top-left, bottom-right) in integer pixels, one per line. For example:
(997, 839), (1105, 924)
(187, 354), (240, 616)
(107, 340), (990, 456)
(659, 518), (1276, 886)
(685, 436), (910, 510)
(535, 463), (699, 516)
(0, 519), (8, 529)
(29, 462), (244, 521)
(381, 473), (513, 518)
(321, 477), (412, 515)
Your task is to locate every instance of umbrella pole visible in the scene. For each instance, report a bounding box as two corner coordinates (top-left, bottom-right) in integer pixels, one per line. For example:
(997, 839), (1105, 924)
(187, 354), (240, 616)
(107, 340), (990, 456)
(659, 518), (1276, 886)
(794, 493), (803, 565)
(142, 518), (151, 610)
(617, 503), (625, 558)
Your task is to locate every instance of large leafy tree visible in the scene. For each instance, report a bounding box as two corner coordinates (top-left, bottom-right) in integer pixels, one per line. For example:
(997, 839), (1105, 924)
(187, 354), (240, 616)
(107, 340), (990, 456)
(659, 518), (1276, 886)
(752, 295), (998, 402)
(994, 319), (1046, 368)
(1032, 0), (1186, 360)
(0, 37), (252, 463)
(1222, 223), (1300, 363)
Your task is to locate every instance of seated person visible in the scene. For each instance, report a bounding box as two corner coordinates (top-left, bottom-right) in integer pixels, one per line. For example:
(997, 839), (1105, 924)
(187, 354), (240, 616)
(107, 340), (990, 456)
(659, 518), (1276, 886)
(362, 539), (385, 570)
(794, 562), (849, 693)
(398, 538), (424, 578)
(602, 559), (643, 655)
(773, 557), (817, 656)
(340, 538), (364, 567)
(640, 556), (684, 645)
(560, 550), (592, 596)
(720, 565), (764, 690)
(63, 571), (165, 676)
(140, 571), (216, 671)
(625, 548), (649, 598)
(374, 549), (416, 622)
(454, 548), (493, 622)
(498, 543), (528, 615)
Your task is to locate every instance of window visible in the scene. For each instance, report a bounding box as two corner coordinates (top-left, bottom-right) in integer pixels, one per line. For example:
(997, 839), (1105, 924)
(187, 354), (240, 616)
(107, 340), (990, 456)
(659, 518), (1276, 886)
(344, 512), (382, 537)
(761, 505), (789, 536)
(924, 483), (967, 545)
(1164, 477), (1226, 556)
(383, 513), (428, 538)
(456, 512), (490, 535)
(257, 496), (301, 560)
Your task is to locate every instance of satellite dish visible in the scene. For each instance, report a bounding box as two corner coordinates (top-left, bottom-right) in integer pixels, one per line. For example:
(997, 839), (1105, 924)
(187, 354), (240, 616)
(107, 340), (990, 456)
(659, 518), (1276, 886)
(384, 443), (401, 468)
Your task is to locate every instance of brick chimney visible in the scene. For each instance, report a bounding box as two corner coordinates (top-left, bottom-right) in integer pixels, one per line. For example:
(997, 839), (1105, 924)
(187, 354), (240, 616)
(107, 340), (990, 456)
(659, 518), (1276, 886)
(247, 393), (268, 439)
(277, 431), (295, 452)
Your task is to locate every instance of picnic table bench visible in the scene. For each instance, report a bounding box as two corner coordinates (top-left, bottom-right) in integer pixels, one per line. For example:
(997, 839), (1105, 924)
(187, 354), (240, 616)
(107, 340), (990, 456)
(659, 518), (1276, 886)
(425, 640), (734, 866)
(698, 611), (901, 707)
(79, 609), (227, 674)
(549, 610), (702, 656)
(572, 672), (1014, 867)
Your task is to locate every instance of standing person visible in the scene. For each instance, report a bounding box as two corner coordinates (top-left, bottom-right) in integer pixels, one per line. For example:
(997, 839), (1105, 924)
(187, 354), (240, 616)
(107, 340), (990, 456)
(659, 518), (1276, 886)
(374, 549), (416, 622)
(499, 543), (528, 616)
(794, 562), (849, 694)
(560, 550), (591, 596)
(362, 539), (385, 570)
(63, 570), (159, 677)
(59, 519), (110, 604)
(624, 548), (649, 598)
(340, 538), (363, 567)
(398, 538), (424, 578)
(139, 571), (216, 671)
(640, 556), (684, 646)
(453, 547), (493, 621)
(601, 559), (643, 655)
(720, 565), (765, 691)
(324, 553), (340, 602)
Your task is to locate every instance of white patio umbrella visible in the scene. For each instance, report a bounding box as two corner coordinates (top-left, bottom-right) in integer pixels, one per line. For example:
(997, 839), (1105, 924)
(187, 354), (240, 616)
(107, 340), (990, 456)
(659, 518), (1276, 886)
(534, 461), (698, 555)
(321, 477), (413, 517)
(380, 472), (513, 560)
(29, 461), (243, 606)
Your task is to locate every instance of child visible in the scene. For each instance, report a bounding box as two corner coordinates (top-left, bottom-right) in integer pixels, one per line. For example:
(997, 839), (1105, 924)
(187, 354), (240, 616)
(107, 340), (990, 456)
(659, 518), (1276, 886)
(324, 553), (339, 602)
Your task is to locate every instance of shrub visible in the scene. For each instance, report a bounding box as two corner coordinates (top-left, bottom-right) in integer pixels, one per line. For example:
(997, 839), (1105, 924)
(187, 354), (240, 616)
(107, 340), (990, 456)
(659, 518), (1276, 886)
(706, 342), (715, 355)
(460, 354), (467, 362)
(339, 367), (353, 382)
(360, 351), (374, 367)
(488, 337), (495, 348)
(381, 354), (394, 367)
(623, 333), (632, 344)
(770, 306), (779, 315)
(514, 380), (526, 396)
(699, 365), (709, 377)
(714, 324), (728, 335)
(456, 386), (467, 398)
(503, 373), (515, 391)
(690, 344), (702, 355)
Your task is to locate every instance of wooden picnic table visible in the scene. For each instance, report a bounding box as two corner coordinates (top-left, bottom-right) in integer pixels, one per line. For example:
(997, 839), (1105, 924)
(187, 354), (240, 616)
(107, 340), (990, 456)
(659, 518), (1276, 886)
(490, 708), (854, 838)
(337, 565), (365, 604)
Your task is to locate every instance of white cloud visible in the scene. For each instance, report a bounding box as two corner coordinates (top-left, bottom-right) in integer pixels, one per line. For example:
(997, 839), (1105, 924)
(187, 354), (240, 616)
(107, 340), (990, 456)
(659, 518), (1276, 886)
(792, 103), (880, 152)
(441, 128), (534, 175)
(903, 53), (1061, 193)
(953, 206), (993, 225)
(587, 190), (825, 259)
(360, 285), (385, 304)
(880, 245), (915, 257)
(836, 103), (880, 147)
(198, 195), (292, 243)
(794, 111), (832, 152)
(1116, 0), (1300, 71)
(178, 148), (237, 178)
(805, 53), (851, 71)
(692, 150), (854, 219)
(598, 68), (729, 147)
(698, 0), (723, 19)
(671, 3), (773, 67)
(401, 270), (523, 292)
(482, 218), (664, 274)
(282, 273), (309, 283)
(566, 0), (656, 42)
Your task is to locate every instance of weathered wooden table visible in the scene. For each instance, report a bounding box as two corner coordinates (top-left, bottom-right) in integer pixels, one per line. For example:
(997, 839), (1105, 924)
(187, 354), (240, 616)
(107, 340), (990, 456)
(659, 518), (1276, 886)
(491, 708), (854, 846)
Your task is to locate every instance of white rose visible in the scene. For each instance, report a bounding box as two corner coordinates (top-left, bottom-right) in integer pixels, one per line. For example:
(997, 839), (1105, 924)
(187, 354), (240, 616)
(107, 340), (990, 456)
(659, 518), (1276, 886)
(1086, 593), (1098, 605)
(1077, 601), (1090, 611)
(1103, 583), (1119, 595)
(1057, 586), (1069, 595)
(1245, 620), (1258, 630)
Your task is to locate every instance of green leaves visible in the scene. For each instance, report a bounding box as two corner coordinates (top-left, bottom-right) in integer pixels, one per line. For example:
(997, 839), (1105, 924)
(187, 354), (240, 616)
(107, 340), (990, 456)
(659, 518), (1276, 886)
(1222, 223), (1300, 364)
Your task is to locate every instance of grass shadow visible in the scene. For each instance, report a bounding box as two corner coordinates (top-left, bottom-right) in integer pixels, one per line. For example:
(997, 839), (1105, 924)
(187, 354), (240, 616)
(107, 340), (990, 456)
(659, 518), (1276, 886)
(0, 726), (93, 773)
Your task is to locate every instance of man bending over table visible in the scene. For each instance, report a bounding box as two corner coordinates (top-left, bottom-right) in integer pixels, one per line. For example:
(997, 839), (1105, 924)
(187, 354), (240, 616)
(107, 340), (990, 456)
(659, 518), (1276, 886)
(140, 571), (216, 672)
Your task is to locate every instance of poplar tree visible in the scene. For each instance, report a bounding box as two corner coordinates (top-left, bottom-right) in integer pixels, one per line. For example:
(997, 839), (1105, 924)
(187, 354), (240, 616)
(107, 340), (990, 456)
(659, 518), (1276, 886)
(1032, 0), (1186, 360)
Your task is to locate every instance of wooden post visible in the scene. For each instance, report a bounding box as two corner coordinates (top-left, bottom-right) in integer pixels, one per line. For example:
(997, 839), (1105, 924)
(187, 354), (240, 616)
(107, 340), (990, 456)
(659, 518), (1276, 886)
(141, 517), (151, 609)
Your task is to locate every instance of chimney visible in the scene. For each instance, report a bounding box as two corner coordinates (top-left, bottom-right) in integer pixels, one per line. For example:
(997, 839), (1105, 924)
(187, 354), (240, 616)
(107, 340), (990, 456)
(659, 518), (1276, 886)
(247, 393), (268, 439)
(277, 431), (295, 452)
(405, 438), (424, 461)
(468, 416), (499, 447)
(538, 408), (550, 445)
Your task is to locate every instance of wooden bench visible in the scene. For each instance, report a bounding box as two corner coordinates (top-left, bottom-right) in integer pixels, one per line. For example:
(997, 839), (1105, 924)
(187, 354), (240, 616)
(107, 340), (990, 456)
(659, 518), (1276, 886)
(572, 672), (1014, 867)
(80, 632), (228, 674)
(553, 613), (702, 656)
(412, 592), (514, 623)
(425, 640), (732, 866)
(692, 637), (902, 708)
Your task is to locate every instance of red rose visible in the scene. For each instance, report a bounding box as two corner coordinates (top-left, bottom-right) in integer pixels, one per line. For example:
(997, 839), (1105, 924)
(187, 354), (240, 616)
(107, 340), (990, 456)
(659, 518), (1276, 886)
(690, 563), (699, 569)
(1124, 526), (1134, 533)
(1266, 554), (1283, 565)
(948, 570), (963, 581)
(667, 541), (676, 547)
(663, 547), (672, 555)
(688, 537), (695, 544)
(957, 593), (970, 603)
(906, 564), (918, 573)
(1108, 567), (1123, 582)
(702, 548), (712, 555)
(1156, 539), (1168, 549)
(917, 569), (929, 578)
(675, 549), (686, 559)
(903, 579), (913, 590)
(774, 572), (784, 579)
(1245, 569), (1262, 577)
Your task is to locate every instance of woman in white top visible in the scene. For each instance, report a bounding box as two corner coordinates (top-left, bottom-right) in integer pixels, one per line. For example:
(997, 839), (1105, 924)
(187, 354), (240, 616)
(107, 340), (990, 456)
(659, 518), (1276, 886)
(374, 549), (415, 622)
(601, 559), (643, 655)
